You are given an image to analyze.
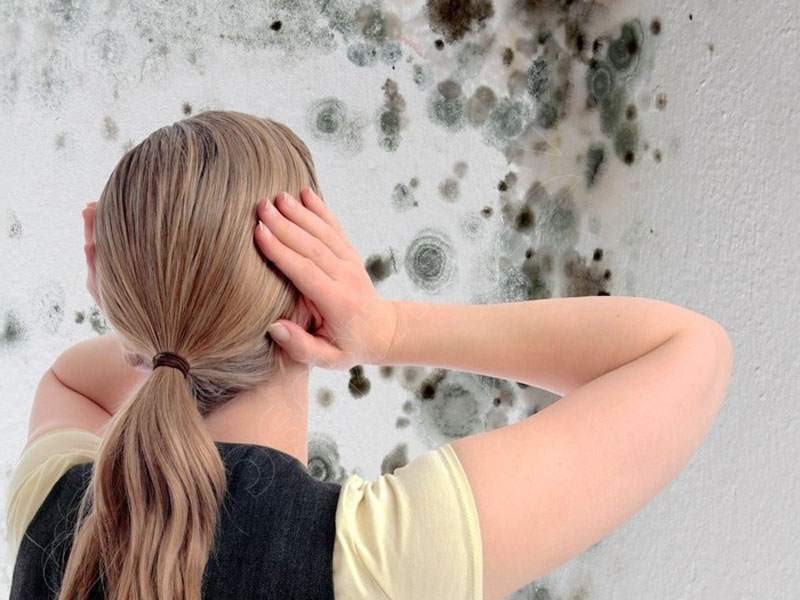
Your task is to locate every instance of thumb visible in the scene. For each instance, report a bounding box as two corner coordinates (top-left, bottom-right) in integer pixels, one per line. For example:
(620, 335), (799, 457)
(266, 320), (344, 368)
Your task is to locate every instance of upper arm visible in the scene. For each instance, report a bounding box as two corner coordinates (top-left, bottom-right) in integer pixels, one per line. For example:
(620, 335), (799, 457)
(450, 324), (732, 600)
(26, 367), (112, 447)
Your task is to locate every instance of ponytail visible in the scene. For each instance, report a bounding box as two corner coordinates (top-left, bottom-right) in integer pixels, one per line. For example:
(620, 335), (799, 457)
(57, 366), (226, 599)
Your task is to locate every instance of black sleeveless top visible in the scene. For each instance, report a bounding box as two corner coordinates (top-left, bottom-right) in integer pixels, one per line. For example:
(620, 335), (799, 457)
(9, 441), (343, 599)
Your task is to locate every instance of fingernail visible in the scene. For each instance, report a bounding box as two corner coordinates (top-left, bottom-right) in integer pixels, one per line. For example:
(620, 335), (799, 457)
(267, 322), (290, 342)
(258, 221), (272, 236)
(283, 192), (296, 206)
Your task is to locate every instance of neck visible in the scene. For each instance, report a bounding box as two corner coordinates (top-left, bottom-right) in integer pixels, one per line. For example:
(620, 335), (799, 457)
(202, 360), (310, 466)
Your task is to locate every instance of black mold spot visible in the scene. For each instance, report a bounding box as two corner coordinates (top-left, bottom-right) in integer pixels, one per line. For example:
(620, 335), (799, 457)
(650, 18), (662, 35)
(404, 229), (457, 293)
(434, 38), (445, 50)
(498, 180), (508, 191)
(466, 85), (497, 126)
(625, 104), (637, 120)
(429, 380), (482, 438)
(412, 63), (434, 88)
(418, 368), (447, 400)
(1, 311), (24, 346)
(502, 47), (514, 66)
(381, 443), (409, 474)
(102, 116), (118, 141)
(402, 398), (416, 413)
(270, 20), (282, 31)
(379, 365), (394, 378)
(347, 42), (379, 66)
(593, 248), (604, 261)
(348, 365), (371, 398)
(607, 20), (642, 72)
(586, 60), (615, 106)
(487, 97), (528, 142)
(614, 122), (638, 164)
(88, 306), (108, 334)
(395, 416), (410, 428)
(317, 387), (334, 407)
(514, 205), (535, 231)
(428, 79), (466, 130)
(656, 92), (668, 110)
(378, 78), (406, 151)
(439, 177), (460, 201)
(481, 205), (493, 217)
(74, 310), (84, 324)
(453, 160), (468, 178)
(365, 250), (397, 283)
(181, 101), (192, 115)
(306, 97), (363, 152)
(8, 210), (22, 238)
(653, 148), (663, 162)
(409, 177), (419, 188)
(391, 182), (418, 211)
(426, 0), (495, 44)
(535, 100), (558, 129)
(563, 248), (611, 296)
(307, 434), (347, 483)
(585, 143), (606, 188)
(526, 58), (550, 100)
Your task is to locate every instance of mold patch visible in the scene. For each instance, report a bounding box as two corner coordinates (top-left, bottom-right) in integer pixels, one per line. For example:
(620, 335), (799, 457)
(306, 96), (365, 154)
(380, 443), (409, 474)
(377, 78), (407, 151)
(307, 432), (348, 484)
(348, 365), (371, 397)
(425, 0), (495, 44)
(365, 250), (398, 283)
(404, 228), (457, 293)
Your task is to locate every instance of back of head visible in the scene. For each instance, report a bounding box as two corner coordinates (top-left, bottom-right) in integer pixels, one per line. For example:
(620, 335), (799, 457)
(57, 110), (320, 600)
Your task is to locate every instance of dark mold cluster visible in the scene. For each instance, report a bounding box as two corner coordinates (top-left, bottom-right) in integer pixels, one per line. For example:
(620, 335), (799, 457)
(404, 228), (457, 294)
(307, 433), (349, 484)
(425, 0), (495, 44)
(377, 78), (406, 151)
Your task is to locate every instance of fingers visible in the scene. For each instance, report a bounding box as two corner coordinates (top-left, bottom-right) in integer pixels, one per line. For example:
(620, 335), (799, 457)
(257, 194), (342, 278)
(267, 319), (345, 368)
(273, 192), (356, 261)
(254, 218), (333, 304)
(299, 188), (348, 238)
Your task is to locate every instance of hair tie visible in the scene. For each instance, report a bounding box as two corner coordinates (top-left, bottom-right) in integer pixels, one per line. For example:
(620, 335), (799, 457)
(152, 351), (190, 378)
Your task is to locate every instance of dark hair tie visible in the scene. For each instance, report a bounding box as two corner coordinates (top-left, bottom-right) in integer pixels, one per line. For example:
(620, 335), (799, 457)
(152, 351), (191, 378)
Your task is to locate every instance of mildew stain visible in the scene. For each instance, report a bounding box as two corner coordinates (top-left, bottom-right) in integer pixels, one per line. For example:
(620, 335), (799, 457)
(438, 176), (459, 202)
(102, 116), (119, 141)
(428, 79), (467, 131)
(88, 305), (109, 334)
(306, 96), (365, 154)
(377, 78), (406, 151)
(317, 387), (334, 407)
(307, 432), (348, 484)
(1, 310), (25, 346)
(404, 228), (457, 293)
(425, 0), (495, 44)
(365, 250), (397, 283)
(380, 443), (409, 474)
(348, 365), (371, 398)
(8, 210), (22, 238)
(391, 182), (418, 211)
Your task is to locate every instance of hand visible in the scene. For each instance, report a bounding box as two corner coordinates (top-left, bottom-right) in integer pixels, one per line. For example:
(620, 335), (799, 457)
(82, 200), (100, 306)
(254, 188), (399, 370)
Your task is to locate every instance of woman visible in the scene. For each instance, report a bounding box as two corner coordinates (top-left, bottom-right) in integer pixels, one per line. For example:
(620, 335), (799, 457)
(5, 110), (733, 600)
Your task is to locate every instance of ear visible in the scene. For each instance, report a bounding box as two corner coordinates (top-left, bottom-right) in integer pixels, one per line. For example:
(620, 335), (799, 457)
(82, 201), (100, 307)
(289, 294), (322, 336)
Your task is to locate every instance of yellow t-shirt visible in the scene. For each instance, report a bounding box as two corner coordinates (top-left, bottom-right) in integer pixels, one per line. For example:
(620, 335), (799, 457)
(4, 427), (483, 600)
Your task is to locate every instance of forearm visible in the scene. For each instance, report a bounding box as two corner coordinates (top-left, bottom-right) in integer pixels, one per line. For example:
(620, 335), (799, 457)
(51, 332), (150, 415)
(382, 295), (721, 396)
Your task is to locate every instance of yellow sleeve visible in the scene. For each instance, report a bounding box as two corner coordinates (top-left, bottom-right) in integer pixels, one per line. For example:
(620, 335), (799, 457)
(332, 442), (483, 600)
(4, 427), (102, 566)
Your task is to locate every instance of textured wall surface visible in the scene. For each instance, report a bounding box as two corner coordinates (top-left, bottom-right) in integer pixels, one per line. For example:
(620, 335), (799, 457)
(1, 1), (798, 598)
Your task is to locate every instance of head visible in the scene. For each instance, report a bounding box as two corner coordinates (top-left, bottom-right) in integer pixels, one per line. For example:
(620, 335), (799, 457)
(60, 110), (320, 600)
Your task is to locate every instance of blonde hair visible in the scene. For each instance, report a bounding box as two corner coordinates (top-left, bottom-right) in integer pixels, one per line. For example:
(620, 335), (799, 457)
(57, 110), (320, 600)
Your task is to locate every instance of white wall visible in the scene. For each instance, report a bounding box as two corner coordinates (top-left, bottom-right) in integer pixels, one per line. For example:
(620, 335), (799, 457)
(1, 1), (798, 597)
